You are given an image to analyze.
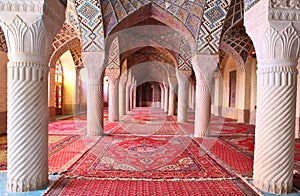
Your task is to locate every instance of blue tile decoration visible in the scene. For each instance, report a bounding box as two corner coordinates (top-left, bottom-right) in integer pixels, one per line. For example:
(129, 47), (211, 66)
(197, 0), (231, 54)
(75, 0), (104, 51)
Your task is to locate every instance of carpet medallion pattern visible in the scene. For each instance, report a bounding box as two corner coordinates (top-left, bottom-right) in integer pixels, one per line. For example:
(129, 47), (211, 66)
(67, 136), (232, 179)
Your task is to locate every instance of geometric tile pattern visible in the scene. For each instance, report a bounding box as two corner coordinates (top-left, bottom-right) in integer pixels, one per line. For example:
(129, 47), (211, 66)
(66, 0), (81, 34)
(221, 0), (243, 37)
(220, 21), (254, 71)
(50, 22), (81, 67)
(75, 0), (105, 51)
(155, 0), (205, 38)
(219, 49), (227, 65)
(178, 37), (192, 71)
(0, 26), (7, 53)
(127, 46), (175, 68)
(70, 46), (83, 68)
(197, 0), (231, 54)
(100, 1), (205, 40)
(107, 38), (120, 69)
(244, 0), (260, 11)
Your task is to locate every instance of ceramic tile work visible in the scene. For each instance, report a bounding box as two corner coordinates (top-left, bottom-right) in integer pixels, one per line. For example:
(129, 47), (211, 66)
(66, 0), (81, 34)
(107, 38), (120, 69)
(197, 0), (231, 54)
(221, 0), (243, 36)
(178, 37), (192, 71)
(244, 0), (259, 11)
(70, 46), (83, 67)
(0, 27), (7, 53)
(100, 0), (205, 40)
(220, 22), (254, 70)
(75, 0), (105, 51)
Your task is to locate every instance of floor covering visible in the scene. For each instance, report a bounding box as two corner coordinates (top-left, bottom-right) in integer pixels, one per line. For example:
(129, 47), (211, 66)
(1, 107), (299, 195)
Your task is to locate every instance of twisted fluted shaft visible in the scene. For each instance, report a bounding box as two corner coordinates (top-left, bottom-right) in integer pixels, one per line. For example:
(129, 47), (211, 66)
(253, 65), (297, 193)
(7, 62), (49, 192)
(194, 74), (211, 137)
(87, 82), (104, 136)
(108, 77), (119, 122)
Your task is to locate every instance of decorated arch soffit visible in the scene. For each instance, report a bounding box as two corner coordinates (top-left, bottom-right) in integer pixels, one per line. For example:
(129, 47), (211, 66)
(100, 0), (205, 40)
(219, 0), (254, 72)
(50, 21), (81, 68)
(197, 0), (231, 54)
(221, 0), (243, 37)
(75, 0), (105, 51)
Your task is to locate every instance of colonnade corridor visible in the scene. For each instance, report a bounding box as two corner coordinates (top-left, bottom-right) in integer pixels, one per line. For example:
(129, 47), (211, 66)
(0, 106), (299, 195)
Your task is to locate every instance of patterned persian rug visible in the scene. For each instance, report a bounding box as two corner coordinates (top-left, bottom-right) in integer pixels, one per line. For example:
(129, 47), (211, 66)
(197, 138), (254, 177)
(66, 136), (232, 179)
(0, 134), (98, 173)
(45, 178), (258, 196)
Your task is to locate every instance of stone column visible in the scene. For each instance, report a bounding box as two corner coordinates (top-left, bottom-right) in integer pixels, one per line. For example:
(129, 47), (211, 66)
(192, 54), (218, 137)
(159, 84), (165, 110)
(106, 70), (119, 122)
(296, 60), (300, 138)
(74, 67), (82, 115)
(133, 79), (137, 108)
(168, 76), (177, 115)
(191, 81), (195, 110)
(0, 1), (65, 192)
(125, 71), (132, 114)
(212, 71), (223, 116)
(188, 81), (192, 109)
(129, 77), (135, 110)
(83, 52), (105, 136)
(177, 71), (191, 122)
(119, 70), (127, 116)
(163, 82), (169, 112)
(245, 1), (300, 193)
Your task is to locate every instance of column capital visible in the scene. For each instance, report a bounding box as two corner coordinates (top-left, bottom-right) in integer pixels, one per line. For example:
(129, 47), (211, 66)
(0, 1), (65, 59)
(82, 51), (105, 84)
(244, 0), (300, 64)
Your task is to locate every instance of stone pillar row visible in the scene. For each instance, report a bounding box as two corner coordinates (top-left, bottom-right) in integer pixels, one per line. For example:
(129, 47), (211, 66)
(168, 76), (177, 115)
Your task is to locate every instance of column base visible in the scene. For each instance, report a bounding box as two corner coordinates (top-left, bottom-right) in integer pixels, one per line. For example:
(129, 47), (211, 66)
(7, 175), (48, 192)
(254, 179), (293, 194)
(237, 109), (250, 123)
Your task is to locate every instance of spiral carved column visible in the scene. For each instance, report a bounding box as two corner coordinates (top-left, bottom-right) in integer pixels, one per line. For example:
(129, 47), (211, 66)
(253, 64), (297, 193)
(194, 73), (211, 137)
(87, 82), (104, 136)
(83, 52), (105, 136)
(177, 71), (191, 122)
(0, 2), (65, 191)
(244, 2), (300, 192)
(107, 76), (119, 122)
(125, 72), (132, 114)
(7, 61), (49, 192)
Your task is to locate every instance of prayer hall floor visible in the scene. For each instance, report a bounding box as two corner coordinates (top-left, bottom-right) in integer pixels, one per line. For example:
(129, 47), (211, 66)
(0, 107), (299, 195)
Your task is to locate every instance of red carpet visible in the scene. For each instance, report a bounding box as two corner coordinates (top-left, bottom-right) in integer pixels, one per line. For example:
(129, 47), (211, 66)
(49, 136), (99, 173)
(45, 178), (258, 196)
(109, 121), (187, 135)
(196, 138), (254, 177)
(67, 136), (232, 179)
(49, 120), (87, 135)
